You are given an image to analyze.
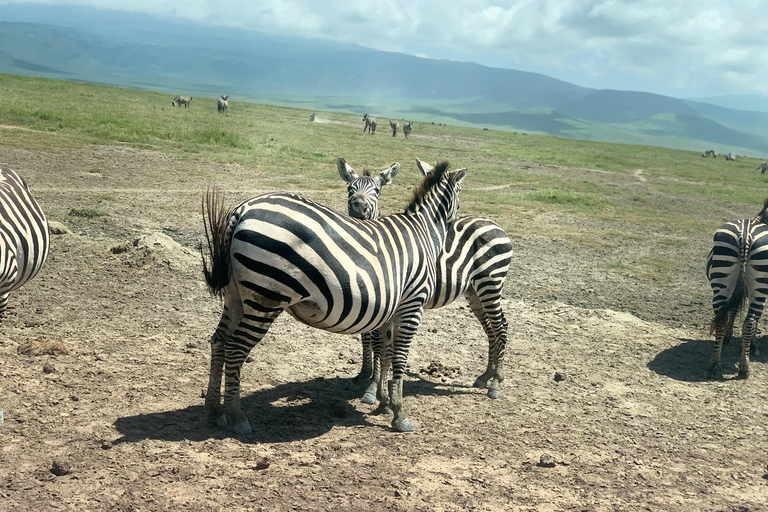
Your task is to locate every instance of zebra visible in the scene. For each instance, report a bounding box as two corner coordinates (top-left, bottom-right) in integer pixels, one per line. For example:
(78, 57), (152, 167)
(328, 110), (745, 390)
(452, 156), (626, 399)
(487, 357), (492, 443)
(703, 149), (717, 158)
(725, 153), (736, 161)
(706, 199), (768, 379)
(201, 162), (467, 434)
(389, 120), (399, 137)
(403, 122), (413, 139)
(172, 96), (192, 108)
(363, 113), (377, 134)
(337, 157), (512, 401)
(309, 113), (316, 122)
(217, 95), (229, 114)
(0, 165), (50, 423)
(757, 162), (768, 175)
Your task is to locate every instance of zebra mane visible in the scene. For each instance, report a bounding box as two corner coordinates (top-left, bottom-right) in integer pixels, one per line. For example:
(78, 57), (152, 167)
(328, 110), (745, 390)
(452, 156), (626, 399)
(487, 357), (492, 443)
(362, 169), (372, 177)
(760, 198), (768, 222)
(405, 161), (451, 213)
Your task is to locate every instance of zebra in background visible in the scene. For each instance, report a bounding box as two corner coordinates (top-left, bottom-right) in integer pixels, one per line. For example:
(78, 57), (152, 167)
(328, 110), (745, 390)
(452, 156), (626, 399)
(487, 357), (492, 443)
(702, 149), (717, 158)
(201, 162), (467, 434)
(403, 122), (413, 139)
(309, 113), (316, 122)
(217, 95), (229, 114)
(0, 165), (50, 423)
(172, 96), (192, 108)
(706, 200), (768, 379)
(363, 113), (377, 134)
(757, 162), (768, 175)
(337, 157), (512, 400)
(725, 153), (736, 161)
(389, 120), (399, 137)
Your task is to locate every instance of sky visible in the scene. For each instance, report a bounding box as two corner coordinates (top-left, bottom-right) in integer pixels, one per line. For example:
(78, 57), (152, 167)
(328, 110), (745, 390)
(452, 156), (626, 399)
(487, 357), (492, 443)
(2, 0), (767, 100)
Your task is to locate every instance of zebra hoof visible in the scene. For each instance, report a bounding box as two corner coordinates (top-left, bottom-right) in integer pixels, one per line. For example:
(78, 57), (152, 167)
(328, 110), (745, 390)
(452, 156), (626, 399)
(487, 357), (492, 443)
(392, 418), (414, 432)
(472, 378), (488, 389)
(361, 393), (376, 405)
(233, 419), (252, 436)
(487, 389), (500, 399)
(738, 369), (750, 380)
(215, 414), (228, 427)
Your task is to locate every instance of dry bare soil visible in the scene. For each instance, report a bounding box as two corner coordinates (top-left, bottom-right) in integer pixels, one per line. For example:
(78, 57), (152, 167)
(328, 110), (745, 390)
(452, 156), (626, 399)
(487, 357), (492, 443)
(1, 144), (766, 512)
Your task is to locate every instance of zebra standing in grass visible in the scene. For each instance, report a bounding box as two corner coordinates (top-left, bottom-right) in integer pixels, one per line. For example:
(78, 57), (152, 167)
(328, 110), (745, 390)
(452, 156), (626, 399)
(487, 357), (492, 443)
(337, 157), (512, 401)
(725, 153), (736, 161)
(363, 113), (377, 134)
(706, 200), (768, 379)
(0, 165), (50, 423)
(217, 95), (229, 114)
(389, 120), (399, 137)
(703, 149), (717, 158)
(403, 122), (413, 139)
(201, 162), (467, 434)
(757, 162), (768, 175)
(172, 96), (192, 108)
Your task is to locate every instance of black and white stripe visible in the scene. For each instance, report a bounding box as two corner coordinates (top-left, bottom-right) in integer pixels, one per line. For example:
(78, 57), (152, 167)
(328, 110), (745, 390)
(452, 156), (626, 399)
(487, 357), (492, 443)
(202, 162), (467, 434)
(0, 165), (50, 324)
(338, 158), (512, 400)
(706, 201), (768, 378)
(172, 95), (192, 108)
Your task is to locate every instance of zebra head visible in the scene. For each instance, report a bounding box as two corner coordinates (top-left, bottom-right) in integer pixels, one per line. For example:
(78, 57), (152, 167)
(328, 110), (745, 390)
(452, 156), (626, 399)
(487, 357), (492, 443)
(337, 157), (399, 220)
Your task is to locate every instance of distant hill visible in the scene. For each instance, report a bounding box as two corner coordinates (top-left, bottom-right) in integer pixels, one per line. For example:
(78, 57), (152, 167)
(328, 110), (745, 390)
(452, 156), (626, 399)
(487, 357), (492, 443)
(1, 3), (767, 157)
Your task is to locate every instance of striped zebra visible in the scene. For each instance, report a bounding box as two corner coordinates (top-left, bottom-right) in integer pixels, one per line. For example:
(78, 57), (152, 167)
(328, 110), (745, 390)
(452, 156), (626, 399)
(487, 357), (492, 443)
(337, 157), (512, 400)
(201, 162), (467, 434)
(363, 113), (377, 134)
(0, 165), (50, 423)
(725, 153), (736, 161)
(757, 162), (768, 175)
(403, 122), (413, 139)
(706, 200), (768, 379)
(217, 95), (229, 114)
(172, 96), (192, 108)
(389, 120), (399, 137)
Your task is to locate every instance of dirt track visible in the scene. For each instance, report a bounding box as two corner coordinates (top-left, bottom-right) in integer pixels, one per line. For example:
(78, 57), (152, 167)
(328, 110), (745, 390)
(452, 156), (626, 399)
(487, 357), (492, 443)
(1, 145), (767, 512)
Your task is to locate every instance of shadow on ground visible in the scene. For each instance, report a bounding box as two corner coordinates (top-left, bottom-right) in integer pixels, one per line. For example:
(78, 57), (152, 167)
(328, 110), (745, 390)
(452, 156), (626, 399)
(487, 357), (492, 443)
(113, 375), (475, 445)
(648, 336), (768, 382)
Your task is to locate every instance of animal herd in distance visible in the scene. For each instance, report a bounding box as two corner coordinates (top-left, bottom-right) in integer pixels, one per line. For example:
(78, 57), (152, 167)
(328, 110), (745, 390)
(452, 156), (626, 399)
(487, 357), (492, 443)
(2, 131), (767, 433)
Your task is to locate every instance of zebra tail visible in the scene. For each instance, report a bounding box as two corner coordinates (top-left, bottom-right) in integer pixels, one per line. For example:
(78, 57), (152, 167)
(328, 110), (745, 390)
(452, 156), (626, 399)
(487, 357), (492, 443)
(200, 188), (233, 297)
(709, 266), (747, 335)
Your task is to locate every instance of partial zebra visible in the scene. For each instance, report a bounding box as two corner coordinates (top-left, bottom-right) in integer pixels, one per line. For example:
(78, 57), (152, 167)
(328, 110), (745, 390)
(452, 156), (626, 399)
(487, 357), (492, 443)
(403, 122), (413, 139)
(217, 95), (229, 114)
(389, 120), (399, 137)
(201, 162), (467, 434)
(309, 113), (316, 122)
(725, 153), (736, 161)
(706, 200), (768, 379)
(703, 149), (717, 158)
(172, 96), (192, 108)
(337, 157), (512, 400)
(363, 113), (377, 134)
(757, 162), (768, 175)
(0, 165), (50, 424)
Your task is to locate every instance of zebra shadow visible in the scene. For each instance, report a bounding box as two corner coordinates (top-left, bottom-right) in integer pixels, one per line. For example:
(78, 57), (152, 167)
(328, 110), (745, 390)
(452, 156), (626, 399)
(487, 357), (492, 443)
(112, 374), (471, 445)
(647, 336), (768, 382)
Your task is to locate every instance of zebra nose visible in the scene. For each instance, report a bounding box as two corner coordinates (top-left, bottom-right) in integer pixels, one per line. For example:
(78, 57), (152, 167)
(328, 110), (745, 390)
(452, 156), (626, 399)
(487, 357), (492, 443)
(350, 196), (369, 219)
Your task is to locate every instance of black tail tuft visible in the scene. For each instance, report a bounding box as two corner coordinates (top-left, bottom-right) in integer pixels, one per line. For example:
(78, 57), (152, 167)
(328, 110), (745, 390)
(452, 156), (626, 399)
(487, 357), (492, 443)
(710, 270), (746, 336)
(200, 188), (232, 298)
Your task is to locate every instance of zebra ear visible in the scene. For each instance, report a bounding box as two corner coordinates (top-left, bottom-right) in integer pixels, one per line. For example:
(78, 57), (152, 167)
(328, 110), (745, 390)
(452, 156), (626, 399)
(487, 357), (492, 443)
(449, 168), (468, 185)
(337, 157), (359, 183)
(378, 163), (400, 187)
(415, 158), (434, 177)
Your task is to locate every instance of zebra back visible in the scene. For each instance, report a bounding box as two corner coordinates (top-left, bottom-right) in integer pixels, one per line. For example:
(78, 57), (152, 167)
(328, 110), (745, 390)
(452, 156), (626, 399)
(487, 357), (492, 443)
(0, 166), (49, 296)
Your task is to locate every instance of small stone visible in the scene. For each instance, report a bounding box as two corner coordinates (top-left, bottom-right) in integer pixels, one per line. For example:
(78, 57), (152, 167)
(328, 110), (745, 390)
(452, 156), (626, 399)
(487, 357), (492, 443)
(245, 356), (254, 363)
(43, 362), (55, 374)
(538, 453), (556, 468)
(200, 389), (207, 399)
(51, 459), (72, 476)
(101, 441), (113, 450)
(254, 458), (270, 470)
(35, 308), (44, 315)
(94, 353), (107, 362)
(554, 372), (567, 382)
(48, 221), (70, 235)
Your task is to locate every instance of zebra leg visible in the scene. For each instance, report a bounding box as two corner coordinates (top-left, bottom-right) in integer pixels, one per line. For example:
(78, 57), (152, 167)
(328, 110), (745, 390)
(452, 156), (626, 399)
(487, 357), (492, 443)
(362, 326), (386, 405)
(708, 312), (729, 379)
(464, 286), (507, 399)
(723, 309), (736, 345)
(206, 285), (243, 426)
(346, 331), (374, 391)
(371, 327), (393, 415)
(222, 302), (284, 436)
(738, 307), (763, 379)
(0, 293), (8, 326)
(387, 309), (423, 432)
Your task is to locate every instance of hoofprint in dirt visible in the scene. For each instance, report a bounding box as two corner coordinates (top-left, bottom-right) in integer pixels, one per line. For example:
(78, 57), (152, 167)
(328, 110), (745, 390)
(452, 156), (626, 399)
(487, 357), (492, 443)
(0, 144), (766, 511)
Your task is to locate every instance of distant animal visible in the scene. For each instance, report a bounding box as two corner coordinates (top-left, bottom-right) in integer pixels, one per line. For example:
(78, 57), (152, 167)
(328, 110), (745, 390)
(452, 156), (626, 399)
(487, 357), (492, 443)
(309, 113), (316, 122)
(172, 96), (192, 108)
(217, 95), (229, 114)
(337, 157), (512, 402)
(703, 149), (717, 158)
(0, 165), (50, 423)
(706, 199), (768, 379)
(363, 113), (377, 134)
(200, 162), (467, 434)
(758, 162), (768, 175)
(725, 153), (736, 161)
(403, 122), (413, 138)
(389, 120), (399, 137)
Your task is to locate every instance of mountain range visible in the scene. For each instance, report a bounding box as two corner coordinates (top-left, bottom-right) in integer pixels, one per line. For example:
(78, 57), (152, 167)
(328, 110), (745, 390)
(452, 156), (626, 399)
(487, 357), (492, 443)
(1, 3), (767, 157)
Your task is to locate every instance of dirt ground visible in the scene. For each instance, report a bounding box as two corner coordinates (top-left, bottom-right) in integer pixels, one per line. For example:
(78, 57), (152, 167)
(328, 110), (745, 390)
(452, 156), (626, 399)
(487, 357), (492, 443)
(1, 144), (766, 512)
